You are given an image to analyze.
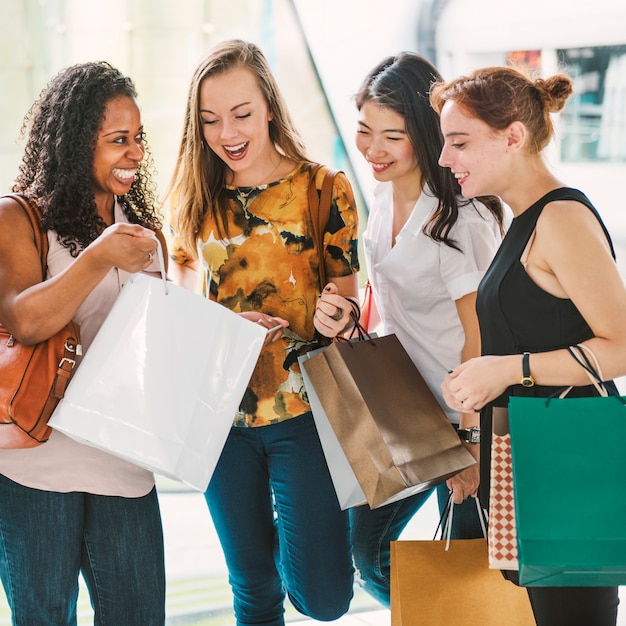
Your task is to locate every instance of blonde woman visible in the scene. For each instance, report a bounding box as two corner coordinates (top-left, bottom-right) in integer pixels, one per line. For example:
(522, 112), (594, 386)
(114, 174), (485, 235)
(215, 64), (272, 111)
(166, 40), (359, 625)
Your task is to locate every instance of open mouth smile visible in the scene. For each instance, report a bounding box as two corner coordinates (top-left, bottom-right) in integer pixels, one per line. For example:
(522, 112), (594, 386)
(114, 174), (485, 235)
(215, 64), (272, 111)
(370, 161), (393, 173)
(223, 142), (249, 159)
(112, 168), (136, 182)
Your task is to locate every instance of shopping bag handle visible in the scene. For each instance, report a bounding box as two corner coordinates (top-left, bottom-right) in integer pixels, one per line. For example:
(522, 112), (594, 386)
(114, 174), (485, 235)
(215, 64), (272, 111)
(436, 492), (488, 550)
(344, 319), (375, 344)
(557, 343), (625, 403)
(565, 344), (606, 396)
(151, 234), (169, 295)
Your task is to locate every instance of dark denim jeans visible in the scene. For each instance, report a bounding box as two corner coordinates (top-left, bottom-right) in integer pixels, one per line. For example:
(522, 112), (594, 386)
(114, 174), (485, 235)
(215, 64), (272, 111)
(205, 413), (354, 626)
(0, 474), (165, 626)
(350, 481), (484, 608)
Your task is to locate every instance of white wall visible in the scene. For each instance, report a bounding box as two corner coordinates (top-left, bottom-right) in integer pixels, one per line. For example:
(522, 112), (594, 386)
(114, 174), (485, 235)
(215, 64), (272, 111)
(291, 0), (425, 208)
(436, 0), (626, 77)
(434, 0), (626, 260)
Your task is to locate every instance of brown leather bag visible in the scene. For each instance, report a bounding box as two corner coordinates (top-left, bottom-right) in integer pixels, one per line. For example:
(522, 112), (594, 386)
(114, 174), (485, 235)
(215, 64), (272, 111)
(307, 163), (338, 290)
(0, 194), (81, 448)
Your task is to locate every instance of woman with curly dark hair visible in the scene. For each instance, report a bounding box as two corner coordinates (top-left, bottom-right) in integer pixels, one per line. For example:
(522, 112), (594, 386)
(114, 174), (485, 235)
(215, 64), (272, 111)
(0, 61), (166, 625)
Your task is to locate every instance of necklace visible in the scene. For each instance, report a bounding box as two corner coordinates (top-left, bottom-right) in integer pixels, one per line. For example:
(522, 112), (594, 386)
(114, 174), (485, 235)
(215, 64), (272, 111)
(233, 155), (285, 200)
(236, 186), (257, 200)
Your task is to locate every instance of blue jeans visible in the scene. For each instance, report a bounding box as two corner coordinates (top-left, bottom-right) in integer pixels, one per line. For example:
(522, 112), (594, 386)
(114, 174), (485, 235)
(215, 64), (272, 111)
(204, 413), (354, 626)
(350, 482), (484, 608)
(0, 474), (165, 626)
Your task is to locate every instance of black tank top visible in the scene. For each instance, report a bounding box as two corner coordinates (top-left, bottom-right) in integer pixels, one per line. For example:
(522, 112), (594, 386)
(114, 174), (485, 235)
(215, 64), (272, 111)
(476, 188), (617, 506)
(477, 187), (616, 406)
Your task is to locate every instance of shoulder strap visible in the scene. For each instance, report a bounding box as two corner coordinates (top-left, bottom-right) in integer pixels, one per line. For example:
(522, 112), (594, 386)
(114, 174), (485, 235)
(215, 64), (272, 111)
(307, 164), (338, 290)
(2, 193), (48, 279)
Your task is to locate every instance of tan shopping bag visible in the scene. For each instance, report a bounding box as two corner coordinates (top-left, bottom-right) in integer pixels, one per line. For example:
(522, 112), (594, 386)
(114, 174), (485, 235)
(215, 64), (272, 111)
(391, 538), (535, 626)
(300, 333), (474, 508)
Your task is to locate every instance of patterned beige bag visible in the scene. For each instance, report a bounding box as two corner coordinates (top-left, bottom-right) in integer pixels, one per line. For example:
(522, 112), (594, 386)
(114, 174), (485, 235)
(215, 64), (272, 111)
(487, 407), (519, 570)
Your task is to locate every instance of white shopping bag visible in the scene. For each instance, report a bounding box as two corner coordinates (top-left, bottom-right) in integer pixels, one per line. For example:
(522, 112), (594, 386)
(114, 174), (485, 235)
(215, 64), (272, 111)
(299, 349), (367, 509)
(50, 243), (265, 491)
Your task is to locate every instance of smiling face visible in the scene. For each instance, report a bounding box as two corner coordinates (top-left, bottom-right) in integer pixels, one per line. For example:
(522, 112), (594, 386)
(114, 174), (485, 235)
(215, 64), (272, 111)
(355, 102), (419, 187)
(92, 95), (145, 219)
(438, 100), (510, 199)
(199, 65), (276, 186)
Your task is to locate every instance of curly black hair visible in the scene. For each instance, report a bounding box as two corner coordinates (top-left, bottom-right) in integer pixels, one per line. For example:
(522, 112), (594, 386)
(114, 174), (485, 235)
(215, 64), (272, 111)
(13, 61), (161, 256)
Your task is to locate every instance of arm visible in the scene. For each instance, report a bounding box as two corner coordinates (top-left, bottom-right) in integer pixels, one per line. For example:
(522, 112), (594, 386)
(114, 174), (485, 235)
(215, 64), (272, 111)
(313, 170), (360, 338)
(168, 258), (201, 292)
(446, 291), (481, 503)
(0, 197), (157, 345)
(443, 200), (626, 412)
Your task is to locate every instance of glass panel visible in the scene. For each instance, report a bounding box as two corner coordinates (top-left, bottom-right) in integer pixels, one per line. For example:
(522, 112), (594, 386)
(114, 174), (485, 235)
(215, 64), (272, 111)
(559, 45), (626, 162)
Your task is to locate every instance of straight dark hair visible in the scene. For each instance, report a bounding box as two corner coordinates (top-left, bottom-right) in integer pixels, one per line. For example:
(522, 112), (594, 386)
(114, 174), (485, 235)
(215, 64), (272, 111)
(355, 52), (503, 249)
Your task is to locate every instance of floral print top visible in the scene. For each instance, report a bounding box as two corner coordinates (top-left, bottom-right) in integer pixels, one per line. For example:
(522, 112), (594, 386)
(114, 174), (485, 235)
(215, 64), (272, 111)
(169, 162), (359, 427)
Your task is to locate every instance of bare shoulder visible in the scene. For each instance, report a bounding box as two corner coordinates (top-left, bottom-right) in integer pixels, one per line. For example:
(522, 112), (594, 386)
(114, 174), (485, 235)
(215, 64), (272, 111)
(537, 198), (607, 243)
(539, 196), (600, 222)
(532, 197), (614, 283)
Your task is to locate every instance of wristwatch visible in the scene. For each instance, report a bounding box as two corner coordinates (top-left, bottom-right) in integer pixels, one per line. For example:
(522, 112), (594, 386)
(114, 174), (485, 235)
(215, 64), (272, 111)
(521, 352), (535, 387)
(457, 427), (480, 444)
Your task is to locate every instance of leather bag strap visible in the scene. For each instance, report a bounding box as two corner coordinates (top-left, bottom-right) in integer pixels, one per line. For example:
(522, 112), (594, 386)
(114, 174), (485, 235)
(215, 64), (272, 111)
(3, 193), (47, 279)
(307, 164), (338, 290)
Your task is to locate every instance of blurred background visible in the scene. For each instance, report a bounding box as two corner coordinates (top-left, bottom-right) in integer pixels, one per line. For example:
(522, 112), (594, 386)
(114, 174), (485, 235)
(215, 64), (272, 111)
(1, 0), (625, 623)
(3, 0), (626, 249)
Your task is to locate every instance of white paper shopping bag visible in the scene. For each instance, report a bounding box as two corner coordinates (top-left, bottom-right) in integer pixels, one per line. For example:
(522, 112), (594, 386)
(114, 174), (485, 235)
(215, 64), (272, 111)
(299, 350), (367, 509)
(50, 266), (265, 491)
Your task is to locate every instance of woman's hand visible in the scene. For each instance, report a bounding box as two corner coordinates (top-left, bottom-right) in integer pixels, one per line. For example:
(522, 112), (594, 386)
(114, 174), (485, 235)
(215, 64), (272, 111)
(85, 223), (159, 273)
(442, 355), (519, 412)
(446, 438), (480, 504)
(239, 312), (289, 347)
(314, 282), (357, 337)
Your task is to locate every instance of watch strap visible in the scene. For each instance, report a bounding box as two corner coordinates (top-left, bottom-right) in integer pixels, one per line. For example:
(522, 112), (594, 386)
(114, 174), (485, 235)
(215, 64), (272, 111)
(521, 352), (535, 387)
(458, 427), (480, 444)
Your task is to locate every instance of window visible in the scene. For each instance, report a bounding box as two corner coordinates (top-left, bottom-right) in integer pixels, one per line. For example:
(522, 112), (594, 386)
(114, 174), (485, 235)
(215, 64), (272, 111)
(559, 45), (626, 162)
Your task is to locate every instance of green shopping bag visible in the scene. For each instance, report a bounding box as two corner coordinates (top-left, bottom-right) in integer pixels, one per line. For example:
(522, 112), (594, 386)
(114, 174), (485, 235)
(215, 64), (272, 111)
(509, 391), (626, 586)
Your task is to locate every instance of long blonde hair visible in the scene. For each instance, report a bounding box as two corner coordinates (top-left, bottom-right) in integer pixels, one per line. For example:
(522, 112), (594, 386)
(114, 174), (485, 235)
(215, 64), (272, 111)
(167, 39), (308, 252)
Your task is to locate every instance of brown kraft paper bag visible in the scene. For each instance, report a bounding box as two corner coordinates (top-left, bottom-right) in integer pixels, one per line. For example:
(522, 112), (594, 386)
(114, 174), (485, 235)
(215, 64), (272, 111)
(301, 334), (474, 508)
(391, 539), (535, 625)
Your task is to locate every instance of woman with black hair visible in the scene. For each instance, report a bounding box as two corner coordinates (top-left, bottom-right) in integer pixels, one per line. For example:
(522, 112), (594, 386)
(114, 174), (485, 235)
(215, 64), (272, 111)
(351, 51), (504, 607)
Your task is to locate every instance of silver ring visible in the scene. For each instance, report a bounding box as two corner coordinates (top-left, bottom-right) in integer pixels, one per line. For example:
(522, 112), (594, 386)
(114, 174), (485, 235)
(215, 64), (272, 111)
(148, 251), (154, 261)
(329, 306), (344, 322)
